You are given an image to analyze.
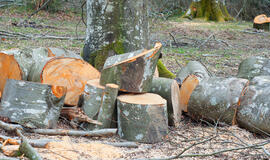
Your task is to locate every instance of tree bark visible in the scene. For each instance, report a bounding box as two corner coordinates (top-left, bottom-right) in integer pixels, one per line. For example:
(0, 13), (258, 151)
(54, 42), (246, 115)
(117, 93), (168, 143)
(187, 77), (248, 125)
(100, 43), (161, 93)
(183, 0), (233, 22)
(0, 79), (66, 128)
(238, 76), (270, 134)
(237, 56), (270, 80)
(150, 77), (181, 126)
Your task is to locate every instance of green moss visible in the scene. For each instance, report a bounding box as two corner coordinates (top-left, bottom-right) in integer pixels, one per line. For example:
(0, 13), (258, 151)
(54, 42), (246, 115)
(157, 60), (176, 79)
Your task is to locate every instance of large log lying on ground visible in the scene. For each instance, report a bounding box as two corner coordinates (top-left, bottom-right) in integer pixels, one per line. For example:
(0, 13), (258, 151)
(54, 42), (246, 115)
(117, 93), (168, 143)
(29, 57), (100, 106)
(100, 42), (162, 93)
(253, 14), (270, 31)
(0, 79), (66, 128)
(237, 56), (270, 80)
(237, 76), (270, 134)
(187, 77), (249, 125)
(150, 77), (181, 126)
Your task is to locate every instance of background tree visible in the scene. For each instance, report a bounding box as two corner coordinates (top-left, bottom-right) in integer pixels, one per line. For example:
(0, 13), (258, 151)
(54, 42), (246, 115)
(82, 0), (175, 78)
(183, 0), (233, 22)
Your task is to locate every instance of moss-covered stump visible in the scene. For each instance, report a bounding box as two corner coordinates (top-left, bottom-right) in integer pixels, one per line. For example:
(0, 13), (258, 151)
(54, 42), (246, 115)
(96, 84), (119, 129)
(176, 61), (211, 82)
(183, 0), (233, 22)
(100, 43), (162, 93)
(237, 76), (270, 134)
(253, 14), (270, 31)
(0, 79), (66, 128)
(237, 56), (270, 80)
(150, 77), (181, 127)
(117, 93), (168, 143)
(187, 77), (249, 124)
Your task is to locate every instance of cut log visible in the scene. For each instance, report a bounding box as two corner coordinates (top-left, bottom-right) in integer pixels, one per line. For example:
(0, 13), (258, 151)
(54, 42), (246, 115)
(1, 145), (20, 157)
(96, 83), (119, 129)
(47, 47), (81, 59)
(150, 77), (181, 126)
(0, 79), (66, 128)
(176, 61), (211, 82)
(28, 57), (100, 106)
(179, 75), (200, 112)
(253, 14), (270, 31)
(100, 42), (162, 93)
(237, 56), (270, 80)
(117, 93), (168, 143)
(237, 76), (270, 134)
(187, 77), (249, 125)
(81, 79), (105, 120)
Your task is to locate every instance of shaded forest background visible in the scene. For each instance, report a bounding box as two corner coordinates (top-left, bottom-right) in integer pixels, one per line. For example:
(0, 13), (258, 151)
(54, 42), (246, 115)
(1, 0), (270, 21)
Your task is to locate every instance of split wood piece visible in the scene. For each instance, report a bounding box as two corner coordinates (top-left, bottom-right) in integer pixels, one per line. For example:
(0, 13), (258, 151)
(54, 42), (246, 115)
(60, 107), (102, 125)
(187, 77), (249, 125)
(29, 57), (100, 106)
(150, 77), (181, 127)
(0, 79), (66, 128)
(32, 128), (117, 137)
(0, 49), (34, 95)
(100, 42), (162, 93)
(81, 79), (105, 121)
(1, 145), (20, 157)
(117, 93), (168, 143)
(253, 14), (270, 31)
(96, 83), (119, 129)
(237, 76), (270, 134)
(179, 75), (200, 112)
(176, 61), (211, 82)
(16, 129), (42, 160)
(237, 56), (270, 80)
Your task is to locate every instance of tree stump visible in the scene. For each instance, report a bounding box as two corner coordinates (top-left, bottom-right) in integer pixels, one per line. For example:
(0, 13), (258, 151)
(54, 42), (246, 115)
(253, 14), (270, 31)
(150, 77), (181, 126)
(237, 56), (270, 80)
(117, 93), (168, 143)
(29, 57), (100, 106)
(176, 61), (211, 82)
(100, 43), (162, 93)
(238, 76), (270, 134)
(187, 77), (249, 124)
(0, 79), (66, 128)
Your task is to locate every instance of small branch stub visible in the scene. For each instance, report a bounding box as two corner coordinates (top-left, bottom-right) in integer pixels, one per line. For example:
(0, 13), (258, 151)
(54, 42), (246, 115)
(117, 93), (168, 143)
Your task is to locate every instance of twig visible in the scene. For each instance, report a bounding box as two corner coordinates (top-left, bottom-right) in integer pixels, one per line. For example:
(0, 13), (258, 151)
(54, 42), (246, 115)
(169, 32), (177, 45)
(174, 59), (182, 68)
(31, 128), (117, 137)
(198, 33), (214, 48)
(81, 0), (87, 26)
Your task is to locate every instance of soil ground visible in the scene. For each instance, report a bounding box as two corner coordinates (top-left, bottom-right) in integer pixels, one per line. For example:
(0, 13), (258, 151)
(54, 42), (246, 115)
(1, 8), (270, 160)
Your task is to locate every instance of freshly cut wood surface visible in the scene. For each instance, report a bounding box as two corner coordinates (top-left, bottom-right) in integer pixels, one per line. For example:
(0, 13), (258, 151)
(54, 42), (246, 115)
(0, 52), (22, 95)
(41, 57), (100, 106)
(117, 93), (166, 105)
(254, 14), (270, 24)
(179, 75), (199, 112)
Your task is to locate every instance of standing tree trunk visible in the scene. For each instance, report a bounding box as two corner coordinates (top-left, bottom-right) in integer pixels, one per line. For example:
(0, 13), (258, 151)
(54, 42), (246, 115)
(183, 0), (233, 22)
(82, 0), (175, 78)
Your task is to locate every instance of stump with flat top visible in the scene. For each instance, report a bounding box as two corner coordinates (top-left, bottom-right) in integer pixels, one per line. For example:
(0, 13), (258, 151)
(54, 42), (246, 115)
(117, 93), (168, 143)
(0, 79), (66, 128)
(150, 77), (181, 126)
(100, 42), (162, 93)
(253, 14), (270, 31)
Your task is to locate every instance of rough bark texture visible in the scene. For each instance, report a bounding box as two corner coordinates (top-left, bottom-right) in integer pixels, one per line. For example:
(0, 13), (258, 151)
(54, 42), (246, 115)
(176, 61), (211, 82)
(0, 79), (66, 128)
(238, 76), (270, 134)
(96, 84), (119, 129)
(100, 43), (161, 93)
(187, 77), (249, 124)
(237, 56), (270, 80)
(117, 93), (168, 143)
(150, 77), (181, 126)
(82, 0), (149, 71)
(183, 0), (233, 22)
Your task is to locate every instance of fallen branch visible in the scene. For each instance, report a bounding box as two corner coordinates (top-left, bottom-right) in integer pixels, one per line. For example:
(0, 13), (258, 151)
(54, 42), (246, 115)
(101, 141), (138, 148)
(31, 128), (117, 137)
(0, 120), (23, 132)
(16, 129), (42, 160)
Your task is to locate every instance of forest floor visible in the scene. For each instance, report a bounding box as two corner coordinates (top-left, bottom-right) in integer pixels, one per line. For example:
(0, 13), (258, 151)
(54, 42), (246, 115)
(1, 8), (270, 160)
